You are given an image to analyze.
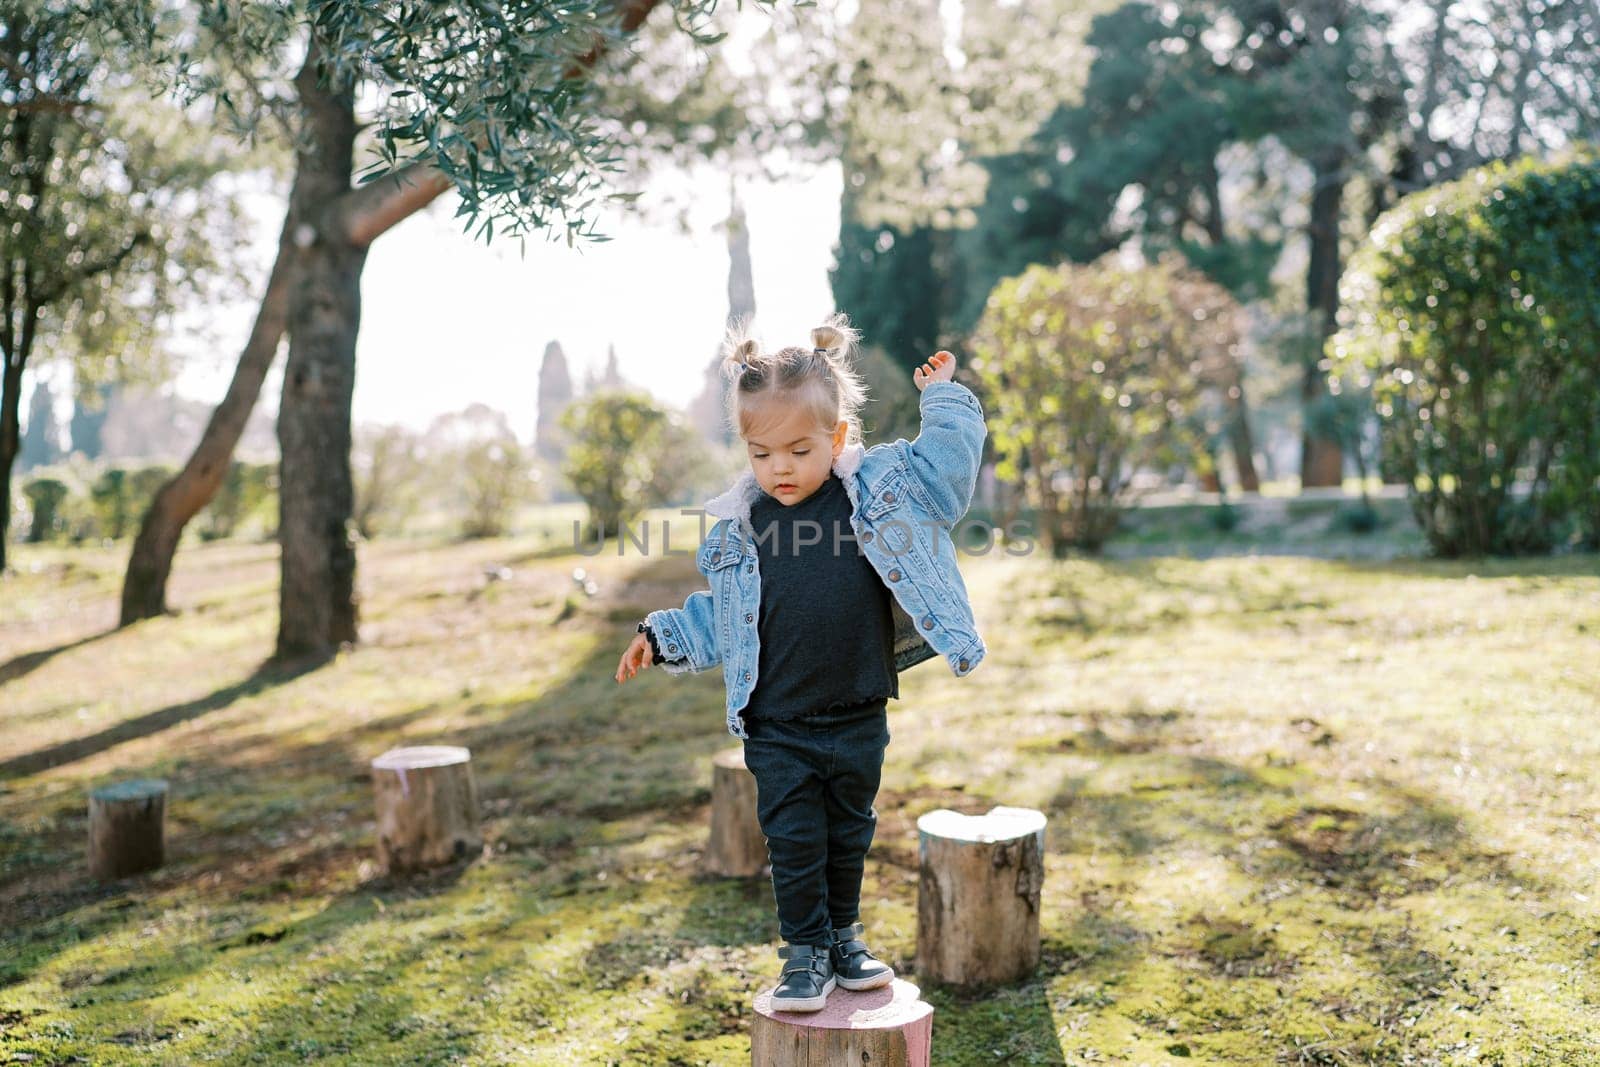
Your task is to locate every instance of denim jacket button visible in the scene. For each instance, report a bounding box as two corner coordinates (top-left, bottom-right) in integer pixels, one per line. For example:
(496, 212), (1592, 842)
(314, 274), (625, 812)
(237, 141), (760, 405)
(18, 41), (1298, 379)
(745, 613), (754, 623)
(882, 490), (895, 503)
(888, 568), (901, 581)
(959, 658), (969, 671)
(710, 550), (720, 563)
(663, 628), (672, 636)
(743, 671), (751, 680)
(861, 530), (874, 543)
(668, 643), (678, 652)
(921, 616), (934, 630)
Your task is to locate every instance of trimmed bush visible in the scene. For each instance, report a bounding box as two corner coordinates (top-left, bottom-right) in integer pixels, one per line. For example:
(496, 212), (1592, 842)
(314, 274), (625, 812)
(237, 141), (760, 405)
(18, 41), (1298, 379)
(969, 251), (1245, 554)
(199, 461), (277, 541)
(22, 478), (69, 542)
(1331, 146), (1600, 555)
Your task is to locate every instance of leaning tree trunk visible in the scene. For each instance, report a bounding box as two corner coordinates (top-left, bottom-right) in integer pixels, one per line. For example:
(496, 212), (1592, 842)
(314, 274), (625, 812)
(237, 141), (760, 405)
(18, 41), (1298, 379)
(274, 44), (366, 661)
(0, 356), (25, 573)
(0, 276), (40, 574)
(1225, 364), (1260, 494)
(1301, 155), (1346, 489)
(119, 217), (293, 624)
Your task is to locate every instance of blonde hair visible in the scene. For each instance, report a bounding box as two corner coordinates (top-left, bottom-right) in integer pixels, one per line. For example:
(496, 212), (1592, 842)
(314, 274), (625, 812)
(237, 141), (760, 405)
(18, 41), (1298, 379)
(721, 312), (871, 447)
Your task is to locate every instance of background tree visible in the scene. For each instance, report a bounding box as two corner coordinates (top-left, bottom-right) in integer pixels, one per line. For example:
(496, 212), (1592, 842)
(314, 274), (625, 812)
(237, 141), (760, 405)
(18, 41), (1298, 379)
(561, 391), (692, 545)
(102, 0), (725, 659)
(68, 382), (113, 459)
(828, 0), (981, 368)
(422, 405), (536, 541)
(0, 1), (244, 572)
(18, 379), (59, 469)
(837, 0), (1600, 494)
(533, 340), (575, 469)
(352, 423), (424, 540)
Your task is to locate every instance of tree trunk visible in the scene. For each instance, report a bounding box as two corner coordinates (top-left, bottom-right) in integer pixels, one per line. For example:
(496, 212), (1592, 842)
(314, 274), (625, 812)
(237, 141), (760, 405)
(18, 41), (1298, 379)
(1, 257), (40, 573)
(0, 357), (23, 572)
(275, 43), (365, 661)
(1301, 156), (1346, 489)
(119, 216), (293, 624)
(1226, 376), (1261, 493)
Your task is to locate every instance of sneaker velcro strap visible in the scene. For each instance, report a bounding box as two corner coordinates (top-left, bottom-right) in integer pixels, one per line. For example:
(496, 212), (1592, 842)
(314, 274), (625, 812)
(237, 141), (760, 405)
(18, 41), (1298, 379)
(778, 943), (830, 977)
(831, 921), (866, 941)
(778, 943), (827, 960)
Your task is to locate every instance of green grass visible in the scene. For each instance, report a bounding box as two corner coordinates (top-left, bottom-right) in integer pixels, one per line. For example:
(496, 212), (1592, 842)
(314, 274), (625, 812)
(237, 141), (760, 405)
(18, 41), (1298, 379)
(1, 523), (1598, 1065)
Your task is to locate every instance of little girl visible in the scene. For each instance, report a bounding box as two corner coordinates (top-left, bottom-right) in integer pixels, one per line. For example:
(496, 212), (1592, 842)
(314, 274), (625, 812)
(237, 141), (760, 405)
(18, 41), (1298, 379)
(615, 313), (987, 1012)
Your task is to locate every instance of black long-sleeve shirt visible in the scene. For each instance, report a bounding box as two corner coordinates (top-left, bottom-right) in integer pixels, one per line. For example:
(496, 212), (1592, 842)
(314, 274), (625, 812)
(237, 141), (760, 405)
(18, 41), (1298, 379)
(740, 472), (898, 721)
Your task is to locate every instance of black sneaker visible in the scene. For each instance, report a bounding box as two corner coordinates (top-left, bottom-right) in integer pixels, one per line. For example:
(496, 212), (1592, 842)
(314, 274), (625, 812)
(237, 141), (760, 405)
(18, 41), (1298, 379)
(771, 942), (835, 1012)
(828, 921), (894, 990)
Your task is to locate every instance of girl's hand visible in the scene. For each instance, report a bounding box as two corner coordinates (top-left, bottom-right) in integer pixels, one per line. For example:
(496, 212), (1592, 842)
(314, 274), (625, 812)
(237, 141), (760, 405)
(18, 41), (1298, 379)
(616, 631), (654, 684)
(913, 350), (957, 391)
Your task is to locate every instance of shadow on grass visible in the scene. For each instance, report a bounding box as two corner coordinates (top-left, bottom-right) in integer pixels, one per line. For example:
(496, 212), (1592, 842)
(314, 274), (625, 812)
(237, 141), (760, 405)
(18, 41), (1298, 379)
(1024, 707), (1592, 1059)
(0, 628), (118, 690)
(0, 545), (747, 1045)
(0, 655), (324, 781)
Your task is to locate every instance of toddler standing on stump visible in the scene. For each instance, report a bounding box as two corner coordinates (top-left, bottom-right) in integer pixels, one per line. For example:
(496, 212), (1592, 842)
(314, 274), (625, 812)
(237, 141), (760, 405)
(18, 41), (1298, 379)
(616, 313), (989, 1012)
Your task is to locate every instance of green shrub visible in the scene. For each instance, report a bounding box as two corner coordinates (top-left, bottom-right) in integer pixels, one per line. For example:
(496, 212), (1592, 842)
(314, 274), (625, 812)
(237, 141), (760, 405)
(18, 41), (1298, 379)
(560, 393), (695, 543)
(970, 251), (1245, 554)
(1330, 503), (1381, 535)
(1208, 502), (1241, 533)
(199, 461), (277, 541)
(89, 468), (132, 539)
(22, 478), (68, 542)
(1331, 145), (1600, 555)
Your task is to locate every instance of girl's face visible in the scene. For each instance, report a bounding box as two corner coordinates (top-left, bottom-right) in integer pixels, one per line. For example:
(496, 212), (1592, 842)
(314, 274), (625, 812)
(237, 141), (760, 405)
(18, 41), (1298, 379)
(743, 402), (848, 506)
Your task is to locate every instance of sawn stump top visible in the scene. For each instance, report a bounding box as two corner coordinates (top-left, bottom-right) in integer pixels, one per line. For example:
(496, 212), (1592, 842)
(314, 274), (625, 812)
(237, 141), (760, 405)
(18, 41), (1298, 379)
(753, 977), (932, 1030)
(916, 805), (1047, 844)
(371, 745), (472, 771)
(90, 779), (169, 802)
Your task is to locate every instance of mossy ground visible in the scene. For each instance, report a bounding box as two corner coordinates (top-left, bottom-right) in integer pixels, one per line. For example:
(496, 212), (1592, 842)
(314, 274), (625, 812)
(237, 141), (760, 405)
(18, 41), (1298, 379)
(2, 513), (1597, 1065)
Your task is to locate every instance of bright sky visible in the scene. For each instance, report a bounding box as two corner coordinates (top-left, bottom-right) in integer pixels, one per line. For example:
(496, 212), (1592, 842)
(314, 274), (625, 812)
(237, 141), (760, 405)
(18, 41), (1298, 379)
(175, 159), (843, 437)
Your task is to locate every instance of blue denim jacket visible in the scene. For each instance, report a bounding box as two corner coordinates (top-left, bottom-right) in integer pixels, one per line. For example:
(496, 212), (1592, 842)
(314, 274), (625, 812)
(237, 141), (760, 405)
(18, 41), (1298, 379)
(646, 379), (988, 739)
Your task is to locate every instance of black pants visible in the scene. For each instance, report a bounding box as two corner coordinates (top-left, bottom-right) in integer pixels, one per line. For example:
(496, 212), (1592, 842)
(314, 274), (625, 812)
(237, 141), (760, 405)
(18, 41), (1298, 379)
(741, 698), (891, 947)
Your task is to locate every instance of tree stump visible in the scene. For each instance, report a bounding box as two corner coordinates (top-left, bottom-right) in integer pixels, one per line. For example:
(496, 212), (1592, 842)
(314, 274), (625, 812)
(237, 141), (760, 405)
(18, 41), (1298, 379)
(88, 778), (168, 880)
(751, 978), (933, 1066)
(707, 747), (767, 877)
(916, 805), (1047, 987)
(371, 745), (481, 873)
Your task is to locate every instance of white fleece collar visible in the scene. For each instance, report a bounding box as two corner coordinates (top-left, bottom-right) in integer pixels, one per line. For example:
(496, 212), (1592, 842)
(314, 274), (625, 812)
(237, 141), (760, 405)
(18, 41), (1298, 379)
(703, 440), (866, 526)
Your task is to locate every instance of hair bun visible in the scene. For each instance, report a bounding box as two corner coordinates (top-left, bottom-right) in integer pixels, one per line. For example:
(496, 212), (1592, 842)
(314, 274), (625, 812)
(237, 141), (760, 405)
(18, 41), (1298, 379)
(724, 337), (761, 373)
(810, 313), (861, 359)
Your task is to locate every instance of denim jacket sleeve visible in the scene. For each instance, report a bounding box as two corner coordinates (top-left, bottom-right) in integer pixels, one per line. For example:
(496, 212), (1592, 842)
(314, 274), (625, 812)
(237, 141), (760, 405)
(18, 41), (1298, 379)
(903, 378), (987, 525)
(644, 531), (726, 674)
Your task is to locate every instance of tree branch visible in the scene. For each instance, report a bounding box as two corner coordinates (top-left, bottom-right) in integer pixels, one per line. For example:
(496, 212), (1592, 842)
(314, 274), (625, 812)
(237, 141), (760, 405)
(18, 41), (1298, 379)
(335, 0), (667, 248)
(1, 96), (89, 116)
(35, 231), (152, 306)
(336, 162), (453, 248)
(564, 0), (664, 79)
